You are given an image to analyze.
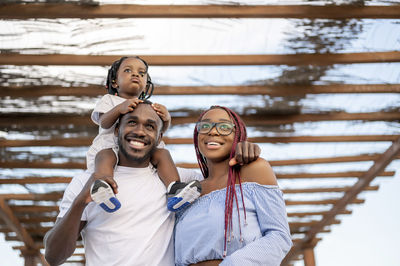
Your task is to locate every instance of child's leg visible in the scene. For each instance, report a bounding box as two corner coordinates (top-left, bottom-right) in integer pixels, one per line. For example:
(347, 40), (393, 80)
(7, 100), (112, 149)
(153, 148), (180, 188)
(91, 148), (121, 213)
(152, 148), (201, 212)
(94, 148), (117, 179)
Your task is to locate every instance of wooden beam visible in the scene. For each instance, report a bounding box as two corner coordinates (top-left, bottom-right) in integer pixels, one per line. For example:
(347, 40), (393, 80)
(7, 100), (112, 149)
(287, 210), (352, 217)
(282, 185), (379, 194)
(1, 52), (399, 66)
(0, 138), (94, 147)
(2, 84), (400, 97)
(11, 205), (59, 213)
(1, 4), (400, 19)
(0, 197), (45, 264)
(285, 198), (364, 206)
(0, 177), (71, 184)
(154, 84), (400, 95)
(0, 198), (37, 249)
(270, 154), (400, 166)
(1, 135), (398, 148)
(0, 85), (103, 97)
(2, 219), (339, 234)
(0, 192), (364, 213)
(0, 113), (92, 127)
(0, 193), (63, 201)
(64, 260), (85, 264)
(0, 171), (394, 185)
(13, 243), (84, 250)
(3, 227), (52, 234)
(303, 247), (316, 266)
(5, 235), (42, 242)
(291, 228), (331, 235)
(282, 137), (400, 264)
(1, 111), (399, 127)
(290, 220), (340, 229)
(18, 216), (56, 224)
(2, 153), (399, 170)
(293, 238), (321, 244)
(0, 171), (391, 186)
(20, 248), (39, 266)
(277, 171), (395, 179)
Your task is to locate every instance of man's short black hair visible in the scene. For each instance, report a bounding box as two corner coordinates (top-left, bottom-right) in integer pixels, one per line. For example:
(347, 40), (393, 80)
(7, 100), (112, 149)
(116, 100), (165, 130)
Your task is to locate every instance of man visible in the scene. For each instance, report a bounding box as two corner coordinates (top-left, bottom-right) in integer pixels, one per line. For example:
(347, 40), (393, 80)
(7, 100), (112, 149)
(44, 101), (259, 266)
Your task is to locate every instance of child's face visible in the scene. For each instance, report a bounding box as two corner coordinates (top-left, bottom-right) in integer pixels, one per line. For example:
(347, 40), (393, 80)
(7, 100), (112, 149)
(113, 57), (148, 98)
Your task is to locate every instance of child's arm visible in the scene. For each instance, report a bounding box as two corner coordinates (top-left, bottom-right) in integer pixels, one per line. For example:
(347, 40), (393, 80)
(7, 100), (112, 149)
(151, 148), (180, 188)
(152, 103), (171, 133)
(100, 98), (143, 129)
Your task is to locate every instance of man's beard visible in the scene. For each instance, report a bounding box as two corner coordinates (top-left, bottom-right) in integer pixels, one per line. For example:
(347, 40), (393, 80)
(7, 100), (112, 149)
(118, 135), (158, 164)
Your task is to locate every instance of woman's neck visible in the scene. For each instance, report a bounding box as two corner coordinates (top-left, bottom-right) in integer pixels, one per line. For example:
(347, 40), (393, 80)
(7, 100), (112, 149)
(206, 158), (230, 181)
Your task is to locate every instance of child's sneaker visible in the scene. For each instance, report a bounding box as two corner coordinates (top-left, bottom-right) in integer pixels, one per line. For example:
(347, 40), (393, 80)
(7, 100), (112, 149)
(167, 180), (202, 212)
(90, 179), (121, 213)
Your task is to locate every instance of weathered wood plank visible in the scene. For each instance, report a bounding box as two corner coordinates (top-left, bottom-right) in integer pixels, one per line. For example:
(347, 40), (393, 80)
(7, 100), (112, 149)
(1, 52), (399, 66)
(1, 4), (400, 19)
(2, 84), (400, 97)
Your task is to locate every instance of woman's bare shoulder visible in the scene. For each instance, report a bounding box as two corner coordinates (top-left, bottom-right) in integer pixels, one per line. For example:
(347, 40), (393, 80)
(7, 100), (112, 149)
(239, 157), (277, 186)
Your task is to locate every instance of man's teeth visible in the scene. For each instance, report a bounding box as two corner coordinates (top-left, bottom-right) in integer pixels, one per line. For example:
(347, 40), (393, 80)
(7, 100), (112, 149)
(130, 140), (145, 147)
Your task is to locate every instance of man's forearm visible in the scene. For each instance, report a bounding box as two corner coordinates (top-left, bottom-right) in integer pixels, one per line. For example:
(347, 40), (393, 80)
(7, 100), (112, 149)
(44, 198), (87, 266)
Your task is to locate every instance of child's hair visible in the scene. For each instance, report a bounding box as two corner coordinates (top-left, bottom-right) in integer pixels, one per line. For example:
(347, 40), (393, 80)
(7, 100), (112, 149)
(193, 105), (248, 257)
(105, 56), (154, 100)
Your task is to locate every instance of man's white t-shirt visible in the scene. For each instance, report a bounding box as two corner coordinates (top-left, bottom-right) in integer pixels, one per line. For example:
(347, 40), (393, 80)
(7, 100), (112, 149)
(58, 165), (202, 266)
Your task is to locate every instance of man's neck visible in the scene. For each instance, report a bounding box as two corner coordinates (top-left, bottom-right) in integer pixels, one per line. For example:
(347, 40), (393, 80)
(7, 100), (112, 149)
(118, 158), (151, 168)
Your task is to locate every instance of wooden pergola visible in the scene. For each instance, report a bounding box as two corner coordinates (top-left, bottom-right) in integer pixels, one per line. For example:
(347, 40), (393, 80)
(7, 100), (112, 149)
(1, 2), (399, 266)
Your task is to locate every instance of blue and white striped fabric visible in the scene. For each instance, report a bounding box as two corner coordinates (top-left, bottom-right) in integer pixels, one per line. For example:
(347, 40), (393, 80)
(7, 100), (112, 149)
(174, 182), (292, 266)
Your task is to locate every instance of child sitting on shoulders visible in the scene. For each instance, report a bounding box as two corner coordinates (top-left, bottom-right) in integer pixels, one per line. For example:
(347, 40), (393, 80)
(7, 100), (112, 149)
(88, 56), (201, 213)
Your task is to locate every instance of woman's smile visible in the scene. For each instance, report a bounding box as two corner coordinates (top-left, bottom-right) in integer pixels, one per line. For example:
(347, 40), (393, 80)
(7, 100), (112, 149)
(205, 140), (224, 150)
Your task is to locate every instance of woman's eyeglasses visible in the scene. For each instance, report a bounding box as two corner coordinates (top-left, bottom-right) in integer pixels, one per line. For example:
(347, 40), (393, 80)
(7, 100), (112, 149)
(196, 121), (235, 136)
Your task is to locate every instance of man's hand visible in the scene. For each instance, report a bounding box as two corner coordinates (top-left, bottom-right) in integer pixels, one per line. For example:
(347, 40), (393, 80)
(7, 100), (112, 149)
(229, 141), (261, 166)
(78, 173), (119, 205)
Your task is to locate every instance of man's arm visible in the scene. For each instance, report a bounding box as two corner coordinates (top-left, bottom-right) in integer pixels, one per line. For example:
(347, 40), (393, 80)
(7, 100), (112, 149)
(44, 199), (87, 266)
(44, 172), (106, 265)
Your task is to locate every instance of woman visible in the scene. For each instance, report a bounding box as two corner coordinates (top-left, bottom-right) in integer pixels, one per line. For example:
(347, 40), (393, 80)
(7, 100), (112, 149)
(175, 106), (292, 266)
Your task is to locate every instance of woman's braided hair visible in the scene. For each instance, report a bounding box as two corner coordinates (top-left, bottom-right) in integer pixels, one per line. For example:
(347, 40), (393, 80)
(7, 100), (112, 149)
(105, 56), (154, 100)
(193, 105), (248, 257)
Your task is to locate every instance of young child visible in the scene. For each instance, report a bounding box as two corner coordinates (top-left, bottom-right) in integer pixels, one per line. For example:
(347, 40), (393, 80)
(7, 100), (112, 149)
(88, 56), (201, 213)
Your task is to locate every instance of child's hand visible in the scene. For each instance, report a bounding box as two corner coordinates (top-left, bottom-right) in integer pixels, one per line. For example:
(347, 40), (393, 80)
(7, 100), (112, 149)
(152, 103), (171, 132)
(119, 98), (143, 114)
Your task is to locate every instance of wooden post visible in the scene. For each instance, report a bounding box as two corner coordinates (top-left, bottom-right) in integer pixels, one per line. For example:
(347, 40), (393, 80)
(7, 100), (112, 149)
(303, 247), (316, 266)
(20, 249), (38, 266)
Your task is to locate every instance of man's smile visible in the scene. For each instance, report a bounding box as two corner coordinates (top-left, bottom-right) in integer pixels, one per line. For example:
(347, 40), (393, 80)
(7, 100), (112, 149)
(129, 140), (147, 149)
(125, 136), (148, 149)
